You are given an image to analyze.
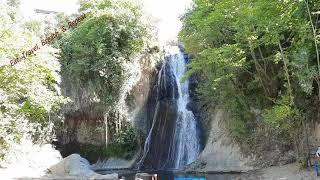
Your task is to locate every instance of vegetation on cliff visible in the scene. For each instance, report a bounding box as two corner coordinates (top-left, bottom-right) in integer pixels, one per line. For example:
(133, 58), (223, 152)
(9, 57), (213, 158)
(59, 0), (153, 106)
(58, 0), (155, 160)
(0, 0), (156, 162)
(180, 0), (320, 165)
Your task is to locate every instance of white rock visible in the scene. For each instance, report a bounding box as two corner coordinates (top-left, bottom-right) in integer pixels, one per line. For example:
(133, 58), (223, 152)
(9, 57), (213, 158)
(48, 154), (118, 179)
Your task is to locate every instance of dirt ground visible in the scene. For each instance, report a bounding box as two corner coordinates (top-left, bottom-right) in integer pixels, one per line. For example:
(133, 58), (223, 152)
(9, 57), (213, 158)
(241, 163), (320, 180)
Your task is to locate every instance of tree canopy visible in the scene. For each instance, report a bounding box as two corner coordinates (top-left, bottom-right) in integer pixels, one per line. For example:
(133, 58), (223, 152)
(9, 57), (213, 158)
(180, 0), (320, 159)
(0, 0), (155, 161)
(0, 0), (67, 160)
(59, 0), (153, 106)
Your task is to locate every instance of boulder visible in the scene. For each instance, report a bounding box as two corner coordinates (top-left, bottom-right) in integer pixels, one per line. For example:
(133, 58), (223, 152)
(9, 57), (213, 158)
(48, 154), (118, 179)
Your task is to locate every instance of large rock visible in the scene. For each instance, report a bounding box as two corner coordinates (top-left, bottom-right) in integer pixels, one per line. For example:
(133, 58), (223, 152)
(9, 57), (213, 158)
(48, 154), (118, 179)
(186, 109), (253, 173)
(57, 75), (107, 162)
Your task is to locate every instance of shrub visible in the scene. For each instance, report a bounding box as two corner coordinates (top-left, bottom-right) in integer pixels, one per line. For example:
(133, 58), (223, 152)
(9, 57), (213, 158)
(106, 124), (139, 159)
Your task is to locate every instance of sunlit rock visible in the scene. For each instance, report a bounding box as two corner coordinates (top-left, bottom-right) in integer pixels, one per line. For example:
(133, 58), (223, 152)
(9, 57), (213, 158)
(48, 154), (119, 179)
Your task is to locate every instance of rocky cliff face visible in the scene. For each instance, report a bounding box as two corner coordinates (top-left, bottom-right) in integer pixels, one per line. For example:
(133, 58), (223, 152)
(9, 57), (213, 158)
(186, 109), (253, 172)
(55, 78), (107, 162)
(137, 55), (180, 169)
(55, 49), (160, 163)
(125, 53), (160, 134)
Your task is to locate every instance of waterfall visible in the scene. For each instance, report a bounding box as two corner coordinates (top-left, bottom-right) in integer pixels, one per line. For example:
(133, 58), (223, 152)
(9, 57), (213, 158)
(138, 46), (200, 170)
(169, 46), (200, 168)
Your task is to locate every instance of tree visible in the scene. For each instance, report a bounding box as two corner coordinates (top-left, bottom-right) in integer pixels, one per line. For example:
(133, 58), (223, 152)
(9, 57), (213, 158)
(0, 0), (67, 161)
(179, 0), (320, 160)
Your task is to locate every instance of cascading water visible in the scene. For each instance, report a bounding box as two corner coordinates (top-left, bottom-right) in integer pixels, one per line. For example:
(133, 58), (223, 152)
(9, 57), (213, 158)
(138, 46), (200, 170)
(170, 46), (200, 168)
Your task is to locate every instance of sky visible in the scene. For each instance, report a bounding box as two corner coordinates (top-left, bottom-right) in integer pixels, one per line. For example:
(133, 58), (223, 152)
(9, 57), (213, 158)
(19, 0), (193, 44)
(20, 0), (79, 15)
(142, 0), (193, 44)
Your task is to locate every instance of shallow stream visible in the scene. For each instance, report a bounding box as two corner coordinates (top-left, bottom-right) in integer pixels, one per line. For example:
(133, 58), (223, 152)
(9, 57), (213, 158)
(97, 170), (242, 180)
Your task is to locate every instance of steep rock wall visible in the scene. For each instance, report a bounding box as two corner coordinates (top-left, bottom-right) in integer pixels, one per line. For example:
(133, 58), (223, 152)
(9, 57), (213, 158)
(55, 78), (106, 162)
(126, 53), (160, 134)
(186, 109), (253, 172)
(56, 48), (160, 163)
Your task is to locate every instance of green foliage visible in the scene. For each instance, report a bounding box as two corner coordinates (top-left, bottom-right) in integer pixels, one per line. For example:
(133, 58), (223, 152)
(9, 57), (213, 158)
(180, 0), (320, 153)
(79, 144), (107, 161)
(106, 124), (139, 159)
(0, 0), (67, 161)
(18, 99), (47, 123)
(263, 95), (300, 131)
(0, 0), (154, 162)
(59, 0), (150, 106)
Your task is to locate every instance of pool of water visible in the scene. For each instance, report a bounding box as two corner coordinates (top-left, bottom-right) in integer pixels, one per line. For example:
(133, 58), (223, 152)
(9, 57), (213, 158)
(97, 170), (242, 180)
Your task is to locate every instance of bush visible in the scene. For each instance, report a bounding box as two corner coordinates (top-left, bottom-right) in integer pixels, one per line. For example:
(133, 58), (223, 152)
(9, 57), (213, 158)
(106, 124), (139, 159)
(59, 0), (150, 106)
(0, 0), (67, 161)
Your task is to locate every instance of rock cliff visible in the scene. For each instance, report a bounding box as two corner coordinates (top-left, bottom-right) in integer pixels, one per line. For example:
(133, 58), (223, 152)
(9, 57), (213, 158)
(186, 109), (253, 172)
(55, 48), (160, 163)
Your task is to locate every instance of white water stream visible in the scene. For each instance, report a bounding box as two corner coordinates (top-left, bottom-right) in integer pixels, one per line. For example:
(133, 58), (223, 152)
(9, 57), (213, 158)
(167, 46), (200, 168)
(139, 46), (200, 169)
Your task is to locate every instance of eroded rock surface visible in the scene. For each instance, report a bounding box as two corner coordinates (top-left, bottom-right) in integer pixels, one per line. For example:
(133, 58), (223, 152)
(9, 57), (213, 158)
(186, 109), (253, 172)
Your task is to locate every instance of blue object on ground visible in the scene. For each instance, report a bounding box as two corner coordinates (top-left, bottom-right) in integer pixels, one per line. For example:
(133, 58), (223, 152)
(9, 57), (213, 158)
(314, 160), (319, 176)
(174, 178), (206, 180)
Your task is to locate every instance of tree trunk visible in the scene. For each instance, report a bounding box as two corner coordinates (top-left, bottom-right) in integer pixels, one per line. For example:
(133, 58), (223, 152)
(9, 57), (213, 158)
(278, 42), (293, 104)
(249, 42), (270, 97)
(305, 0), (320, 101)
(105, 113), (108, 150)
